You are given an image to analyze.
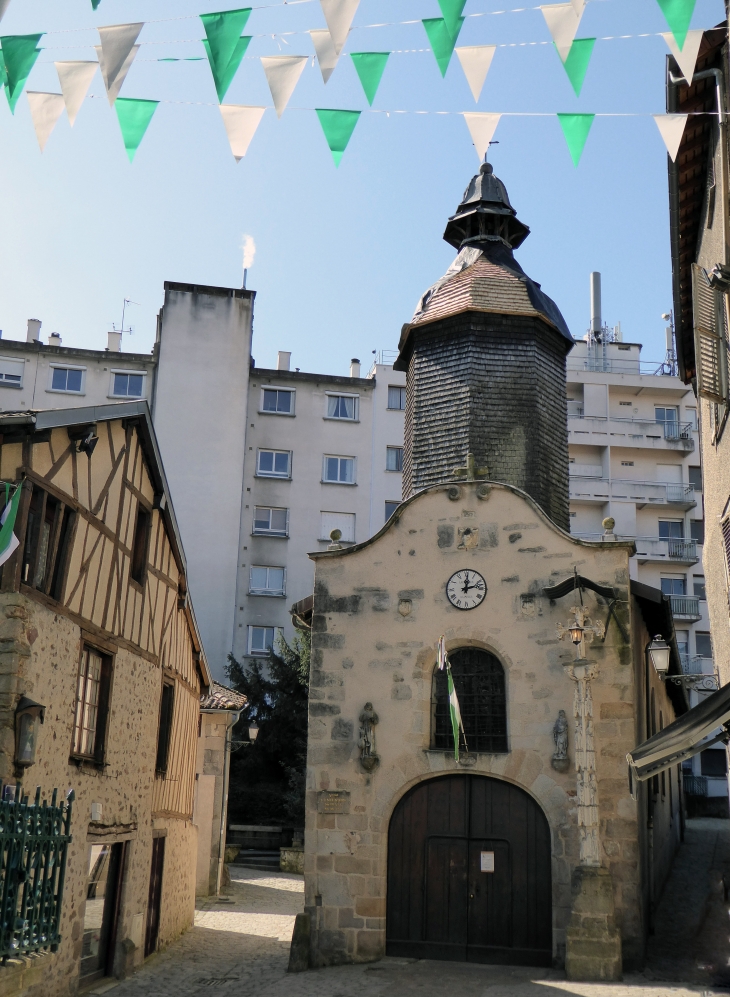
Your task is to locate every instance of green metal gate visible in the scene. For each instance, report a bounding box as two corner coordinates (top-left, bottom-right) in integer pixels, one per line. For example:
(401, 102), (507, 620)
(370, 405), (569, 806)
(0, 785), (73, 960)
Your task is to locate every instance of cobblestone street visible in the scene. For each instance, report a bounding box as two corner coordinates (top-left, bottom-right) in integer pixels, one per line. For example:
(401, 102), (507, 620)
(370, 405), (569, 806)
(86, 820), (730, 997)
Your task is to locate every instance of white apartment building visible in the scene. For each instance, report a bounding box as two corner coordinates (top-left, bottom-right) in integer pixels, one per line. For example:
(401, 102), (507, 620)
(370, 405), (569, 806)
(567, 329), (726, 814)
(234, 352), (406, 663)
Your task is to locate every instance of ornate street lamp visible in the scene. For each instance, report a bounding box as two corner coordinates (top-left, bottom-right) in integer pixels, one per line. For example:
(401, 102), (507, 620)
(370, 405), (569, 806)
(647, 635), (671, 679)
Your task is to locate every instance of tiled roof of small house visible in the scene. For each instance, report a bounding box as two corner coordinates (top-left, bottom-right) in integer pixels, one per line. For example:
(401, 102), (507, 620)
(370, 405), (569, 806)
(200, 681), (247, 711)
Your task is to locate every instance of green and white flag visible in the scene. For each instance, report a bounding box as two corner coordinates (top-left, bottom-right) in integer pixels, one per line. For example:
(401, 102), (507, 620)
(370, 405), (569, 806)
(438, 634), (467, 761)
(0, 483), (22, 568)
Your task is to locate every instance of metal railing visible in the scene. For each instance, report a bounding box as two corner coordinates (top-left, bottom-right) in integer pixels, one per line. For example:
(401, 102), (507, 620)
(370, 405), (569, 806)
(0, 785), (73, 961)
(662, 422), (694, 441)
(570, 534), (699, 561)
(568, 477), (695, 506)
(670, 596), (701, 619)
(567, 358), (678, 376)
(683, 774), (708, 797)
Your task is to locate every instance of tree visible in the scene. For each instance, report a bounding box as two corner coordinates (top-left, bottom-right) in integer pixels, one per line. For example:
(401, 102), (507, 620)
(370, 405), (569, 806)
(226, 629), (310, 826)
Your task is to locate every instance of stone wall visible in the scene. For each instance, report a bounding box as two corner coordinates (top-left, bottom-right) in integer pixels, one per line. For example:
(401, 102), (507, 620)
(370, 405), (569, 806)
(402, 315), (571, 530)
(303, 481), (673, 970)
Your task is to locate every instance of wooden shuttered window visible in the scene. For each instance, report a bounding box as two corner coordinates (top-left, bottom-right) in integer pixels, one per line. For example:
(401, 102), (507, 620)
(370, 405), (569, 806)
(722, 515), (730, 611)
(692, 263), (729, 403)
(155, 681), (175, 775)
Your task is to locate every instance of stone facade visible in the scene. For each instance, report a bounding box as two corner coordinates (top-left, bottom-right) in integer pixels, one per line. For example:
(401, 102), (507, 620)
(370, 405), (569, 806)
(302, 481), (682, 973)
(400, 314), (571, 529)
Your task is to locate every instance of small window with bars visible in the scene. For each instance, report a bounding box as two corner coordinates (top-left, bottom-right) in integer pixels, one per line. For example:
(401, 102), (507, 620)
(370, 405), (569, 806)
(432, 647), (507, 753)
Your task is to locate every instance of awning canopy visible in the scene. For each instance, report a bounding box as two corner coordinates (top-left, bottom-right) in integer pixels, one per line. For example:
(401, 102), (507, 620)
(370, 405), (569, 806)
(627, 682), (730, 782)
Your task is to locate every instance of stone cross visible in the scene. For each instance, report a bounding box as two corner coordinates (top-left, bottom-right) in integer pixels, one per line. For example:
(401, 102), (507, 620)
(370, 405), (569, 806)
(453, 452), (489, 482)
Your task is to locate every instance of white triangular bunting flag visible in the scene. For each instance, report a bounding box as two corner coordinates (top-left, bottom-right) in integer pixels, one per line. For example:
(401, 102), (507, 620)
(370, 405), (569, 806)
(94, 44), (139, 105)
(309, 29), (340, 83)
(319, 0), (359, 56)
(55, 61), (98, 126)
(0, 0), (12, 24)
(261, 56), (308, 118)
(540, 3), (583, 62)
(97, 22), (143, 94)
(26, 92), (65, 152)
(455, 46), (496, 103)
(662, 30), (703, 85)
(219, 105), (266, 161)
(653, 114), (689, 162)
(570, 0), (585, 15)
(463, 112), (502, 161)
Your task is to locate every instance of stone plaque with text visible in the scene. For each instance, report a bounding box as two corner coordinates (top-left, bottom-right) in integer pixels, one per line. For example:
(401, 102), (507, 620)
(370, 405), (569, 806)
(317, 791), (350, 814)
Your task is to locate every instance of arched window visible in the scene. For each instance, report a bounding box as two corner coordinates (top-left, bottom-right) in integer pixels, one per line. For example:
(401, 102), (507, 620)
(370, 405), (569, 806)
(432, 647), (507, 753)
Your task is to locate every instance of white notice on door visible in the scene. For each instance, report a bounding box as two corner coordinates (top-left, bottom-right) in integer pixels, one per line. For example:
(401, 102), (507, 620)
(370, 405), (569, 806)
(480, 851), (495, 872)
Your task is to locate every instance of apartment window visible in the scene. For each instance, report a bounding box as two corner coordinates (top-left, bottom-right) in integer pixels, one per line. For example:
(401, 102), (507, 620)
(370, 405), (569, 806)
(660, 576), (686, 596)
(0, 358), (23, 388)
(695, 632), (713, 658)
(620, 461), (634, 467)
(247, 625), (281, 656)
(249, 565), (286, 596)
(261, 388), (294, 415)
(130, 504), (151, 585)
(326, 394), (358, 421)
(22, 485), (75, 599)
(386, 447), (404, 472)
(257, 449), (291, 478)
(700, 749), (727, 777)
(323, 455), (355, 484)
(253, 506), (288, 536)
(693, 575), (707, 600)
(320, 511), (355, 542)
(659, 520), (684, 540)
(688, 466), (702, 491)
(655, 406), (678, 426)
(388, 386), (406, 410)
(111, 372), (145, 398)
(155, 681), (175, 775)
(72, 647), (112, 762)
(385, 501), (400, 522)
(675, 630), (689, 656)
(690, 520), (705, 544)
(619, 401), (632, 407)
(50, 366), (83, 393)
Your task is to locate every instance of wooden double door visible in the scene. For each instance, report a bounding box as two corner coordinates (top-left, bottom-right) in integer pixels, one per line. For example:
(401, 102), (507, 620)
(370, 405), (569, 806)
(387, 775), (552, 966)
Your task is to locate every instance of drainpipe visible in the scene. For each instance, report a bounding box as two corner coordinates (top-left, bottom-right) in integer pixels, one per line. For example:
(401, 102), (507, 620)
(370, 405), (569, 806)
(216, 709), (241, 896)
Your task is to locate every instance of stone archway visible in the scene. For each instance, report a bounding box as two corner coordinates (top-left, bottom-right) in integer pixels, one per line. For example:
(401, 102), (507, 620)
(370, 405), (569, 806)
(386, 774), (552, 966)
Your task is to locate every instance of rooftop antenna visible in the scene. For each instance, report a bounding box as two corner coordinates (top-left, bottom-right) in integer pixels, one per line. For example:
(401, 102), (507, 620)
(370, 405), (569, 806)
(121, 298), (140, 336)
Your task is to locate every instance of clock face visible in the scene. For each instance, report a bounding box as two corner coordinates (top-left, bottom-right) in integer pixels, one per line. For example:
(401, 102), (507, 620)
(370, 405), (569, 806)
(446, 569), (487, 610)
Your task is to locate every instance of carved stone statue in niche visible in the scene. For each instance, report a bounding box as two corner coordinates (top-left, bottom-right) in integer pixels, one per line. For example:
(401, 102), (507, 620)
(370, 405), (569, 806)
(358, 703), (380, 772)
(551, 708), (570, 773)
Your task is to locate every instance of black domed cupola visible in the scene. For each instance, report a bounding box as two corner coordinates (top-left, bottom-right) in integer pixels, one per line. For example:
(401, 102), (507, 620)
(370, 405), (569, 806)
(443, 162), (530, 251)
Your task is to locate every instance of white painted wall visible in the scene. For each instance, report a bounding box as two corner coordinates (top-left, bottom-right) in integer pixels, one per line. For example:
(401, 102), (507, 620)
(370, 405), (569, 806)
(153, 283), (253, 679)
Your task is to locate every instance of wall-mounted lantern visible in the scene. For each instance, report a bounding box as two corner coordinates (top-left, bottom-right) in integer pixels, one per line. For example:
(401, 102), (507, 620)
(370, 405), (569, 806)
(647, 635), (671, 679)
(14, 697), (45, 768)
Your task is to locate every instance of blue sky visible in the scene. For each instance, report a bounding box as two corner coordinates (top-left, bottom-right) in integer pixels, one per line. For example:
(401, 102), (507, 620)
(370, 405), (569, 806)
(0, 0), (724, 373)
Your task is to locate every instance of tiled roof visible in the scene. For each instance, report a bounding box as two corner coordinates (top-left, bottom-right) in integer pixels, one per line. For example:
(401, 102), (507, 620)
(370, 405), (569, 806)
(200, 681), (247, 711)
(411, 256), (554, 330)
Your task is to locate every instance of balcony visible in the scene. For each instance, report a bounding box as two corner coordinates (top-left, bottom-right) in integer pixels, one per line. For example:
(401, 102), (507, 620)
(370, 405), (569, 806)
(568, 415), (695, 452)
(671, 596), (702, 621)
(569, 474), (696, 510)
(633, 537), (699, 565)
(679, 652), (712, 674)
(683, 774), (708, 797)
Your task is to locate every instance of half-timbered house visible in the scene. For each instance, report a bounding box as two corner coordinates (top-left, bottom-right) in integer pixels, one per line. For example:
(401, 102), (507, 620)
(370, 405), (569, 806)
(0, 401), (211, 995)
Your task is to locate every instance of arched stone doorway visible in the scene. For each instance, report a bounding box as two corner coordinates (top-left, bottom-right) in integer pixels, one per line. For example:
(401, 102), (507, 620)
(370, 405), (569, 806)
(387, 774), (552, 966)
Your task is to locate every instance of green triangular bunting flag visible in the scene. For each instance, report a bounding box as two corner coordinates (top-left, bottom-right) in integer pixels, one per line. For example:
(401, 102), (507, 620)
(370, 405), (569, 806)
(202, 35), (251, 102)
(437, 0), (467, 39)
(655, 0), (696, 51)
(91, 0), (101, 8)
(201, 9), (251, 72)
(0, 34), (43, 114)
(557, 112), (595, 166)
(315, 108), (360, 166)
(115, 97), (159, 162)
(422, 17), (464, 77)
(557, 37), (595, 97)
(350, 52), (388, 106)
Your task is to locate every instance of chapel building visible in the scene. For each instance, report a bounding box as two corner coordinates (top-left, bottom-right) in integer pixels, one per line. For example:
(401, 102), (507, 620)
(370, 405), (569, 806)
(298, 164), (689, 979)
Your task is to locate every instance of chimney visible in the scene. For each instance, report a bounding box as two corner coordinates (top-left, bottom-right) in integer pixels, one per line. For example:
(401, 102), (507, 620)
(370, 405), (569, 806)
(589, 272), (602, 336)
(107, 331), (122, 353)
(277, 351), (291, 371)
(48, 332), (62, 348)
(350, 358), (361, 378)
(26, 319), (42, 343)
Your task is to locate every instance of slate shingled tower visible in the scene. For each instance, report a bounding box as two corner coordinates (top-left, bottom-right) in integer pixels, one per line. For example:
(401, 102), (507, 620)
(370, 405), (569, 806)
(395, 163), (574, 530)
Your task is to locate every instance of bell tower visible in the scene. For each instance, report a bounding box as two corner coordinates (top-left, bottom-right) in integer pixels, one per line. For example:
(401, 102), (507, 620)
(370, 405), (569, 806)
(395, 163), (574, 530)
